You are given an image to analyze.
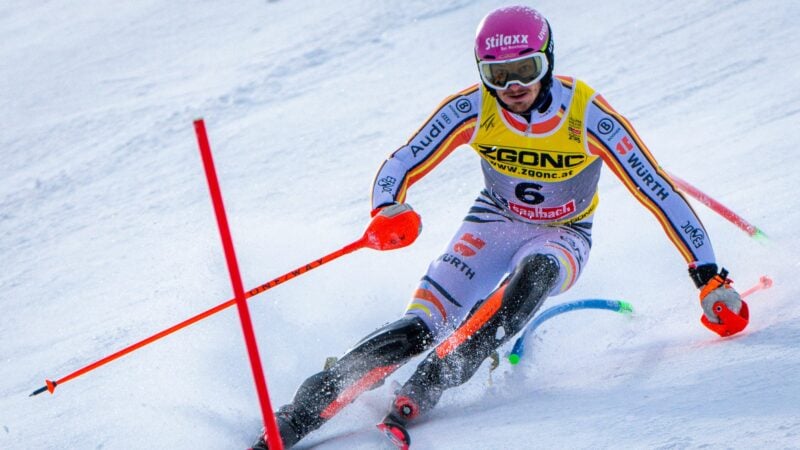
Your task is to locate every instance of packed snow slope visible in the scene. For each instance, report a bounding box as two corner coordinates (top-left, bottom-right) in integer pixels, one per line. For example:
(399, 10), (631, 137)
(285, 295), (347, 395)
(2, 0), (799, 448)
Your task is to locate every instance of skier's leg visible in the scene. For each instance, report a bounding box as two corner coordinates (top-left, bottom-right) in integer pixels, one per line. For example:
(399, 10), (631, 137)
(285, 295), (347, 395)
(256, 193), (524, 448)
(389, 253), (559, 422)
(268, 315), (433, 447)
(307, 190), (522, 430)
(388, 219), (594, 424)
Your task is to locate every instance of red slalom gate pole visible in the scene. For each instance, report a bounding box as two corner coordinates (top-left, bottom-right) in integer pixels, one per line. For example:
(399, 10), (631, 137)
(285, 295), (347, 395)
(667, 171), (766, 240)
(194, 118), (283, 450)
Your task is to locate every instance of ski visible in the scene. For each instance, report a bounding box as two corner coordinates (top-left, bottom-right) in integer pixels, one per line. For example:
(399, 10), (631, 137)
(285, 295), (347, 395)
(377, 415), (411, 450)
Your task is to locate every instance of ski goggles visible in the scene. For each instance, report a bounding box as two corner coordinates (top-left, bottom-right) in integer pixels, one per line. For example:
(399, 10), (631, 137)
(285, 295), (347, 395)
(478, 52), (549, 91)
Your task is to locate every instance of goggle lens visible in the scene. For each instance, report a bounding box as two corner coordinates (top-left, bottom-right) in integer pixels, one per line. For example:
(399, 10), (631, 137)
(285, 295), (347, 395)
(478, 53), (548, 90)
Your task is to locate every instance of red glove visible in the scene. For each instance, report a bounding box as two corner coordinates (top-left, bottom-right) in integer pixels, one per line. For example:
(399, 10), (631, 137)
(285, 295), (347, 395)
(363, 203), (422, 251)
(696, 267), (749, 337)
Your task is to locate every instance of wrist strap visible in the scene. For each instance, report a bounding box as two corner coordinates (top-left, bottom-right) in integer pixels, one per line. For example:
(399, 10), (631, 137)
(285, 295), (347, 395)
(688, 263), (718, 288)
(699, 268), (731, 300)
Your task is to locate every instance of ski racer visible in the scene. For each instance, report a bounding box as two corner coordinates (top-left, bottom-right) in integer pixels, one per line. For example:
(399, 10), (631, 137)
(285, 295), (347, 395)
(253, 4), (749, 449)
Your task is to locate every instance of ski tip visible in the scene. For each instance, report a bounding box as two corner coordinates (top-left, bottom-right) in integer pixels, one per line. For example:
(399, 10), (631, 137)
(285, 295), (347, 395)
(508, 353), (521, 365)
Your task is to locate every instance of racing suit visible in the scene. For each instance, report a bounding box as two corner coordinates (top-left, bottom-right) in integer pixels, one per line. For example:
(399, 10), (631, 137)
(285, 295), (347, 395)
(269, 76), (715, 447)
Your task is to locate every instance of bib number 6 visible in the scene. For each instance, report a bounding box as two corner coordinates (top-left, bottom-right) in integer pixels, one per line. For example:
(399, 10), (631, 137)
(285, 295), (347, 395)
(515, 182), (545, 205)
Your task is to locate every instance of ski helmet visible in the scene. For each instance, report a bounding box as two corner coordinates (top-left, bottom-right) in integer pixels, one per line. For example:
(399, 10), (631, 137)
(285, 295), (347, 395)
(474, 5), (555, 110)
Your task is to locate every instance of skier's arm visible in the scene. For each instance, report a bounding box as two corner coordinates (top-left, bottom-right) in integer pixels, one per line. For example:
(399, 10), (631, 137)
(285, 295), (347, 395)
(585, 94), (748, 336)
(585, 94), (714, 266)
(371, 85), (480, 212)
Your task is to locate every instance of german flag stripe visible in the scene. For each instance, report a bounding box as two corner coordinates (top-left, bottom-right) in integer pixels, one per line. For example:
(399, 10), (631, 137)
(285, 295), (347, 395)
(555, 75), (575, 88)
(587, 128), (695, 262)
(545, 242), (577, 291)
(409, 120), (475, 176)
(593, 99), (669, 176)
(501, 108), (527, 132)
(406, 84), (479, 140)
(601, 109), (704, 224)
(501, 103), (566, 134)
(531, 104), (566, 134)
(588, 129), (693, 261)
(412, 288), (448, 321)
(395, 118), (476, 203)
(592, 94), (615, 112)
(422, 275), (462, 307)
(589, 103), (687, 218)
(408, 303), (432, 317)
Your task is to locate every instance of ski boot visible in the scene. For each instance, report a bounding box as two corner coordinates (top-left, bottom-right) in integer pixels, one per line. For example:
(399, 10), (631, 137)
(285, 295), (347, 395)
(377, 412), (411, 450)
(248, 410), (302, 450)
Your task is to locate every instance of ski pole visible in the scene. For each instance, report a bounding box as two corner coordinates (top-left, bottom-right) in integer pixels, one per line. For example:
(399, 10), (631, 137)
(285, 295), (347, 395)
(507, 299), (633, 365)
(739, 275), (773, 298)
(667, 171), (766, 240)
(30, 204), (422, 397)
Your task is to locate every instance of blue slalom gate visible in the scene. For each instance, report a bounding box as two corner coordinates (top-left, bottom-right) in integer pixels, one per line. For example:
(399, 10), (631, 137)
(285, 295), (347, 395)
(508, 299), (633, 365)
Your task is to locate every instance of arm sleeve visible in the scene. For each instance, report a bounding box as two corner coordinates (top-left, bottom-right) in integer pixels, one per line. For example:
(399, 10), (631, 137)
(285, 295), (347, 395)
(370, 85), (480, 211)
(585, 93), (716, 266)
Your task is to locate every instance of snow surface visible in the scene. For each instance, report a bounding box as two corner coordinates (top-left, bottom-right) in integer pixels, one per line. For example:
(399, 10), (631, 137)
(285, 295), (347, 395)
(2, 0), (800, 448)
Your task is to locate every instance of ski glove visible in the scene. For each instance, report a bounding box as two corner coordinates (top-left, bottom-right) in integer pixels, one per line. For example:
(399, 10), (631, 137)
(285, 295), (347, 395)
(690, 264), (749, 337)
(364, 203), (422, 251)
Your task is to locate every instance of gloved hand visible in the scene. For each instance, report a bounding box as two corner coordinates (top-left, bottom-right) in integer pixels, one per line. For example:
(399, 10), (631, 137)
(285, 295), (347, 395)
(690, 264), (749, 337)
(363, 203), (422, 251)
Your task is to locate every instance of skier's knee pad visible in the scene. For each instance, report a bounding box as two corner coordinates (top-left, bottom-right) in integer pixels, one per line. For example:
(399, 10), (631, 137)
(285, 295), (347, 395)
(296, 317), (432, 410)
(502, 253), (560, 327)
(523, 252), (560, 284)
(342, 315), (434, 366)
(283, 318), (433, 439)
